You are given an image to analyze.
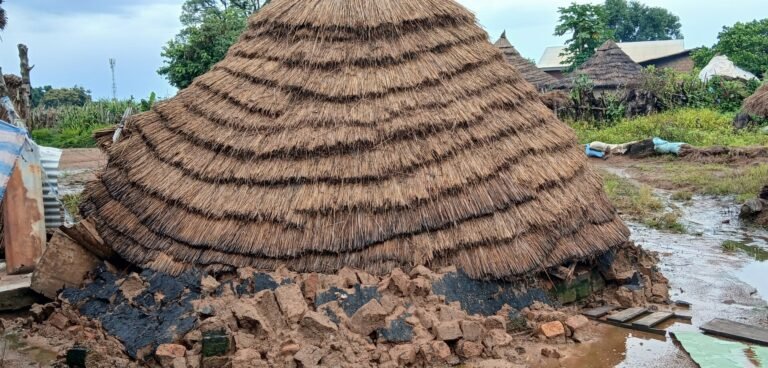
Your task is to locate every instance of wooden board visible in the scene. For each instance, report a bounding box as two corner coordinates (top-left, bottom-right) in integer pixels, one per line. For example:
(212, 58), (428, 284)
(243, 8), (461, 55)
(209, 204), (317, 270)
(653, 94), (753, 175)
(701, 318), (768, 346)
(608, 307), (648, 323)
(583, 305), (617, 319)
(674, 311), (693, 321)
(0, 272), (43, 311)
(632, 312), (673, 328)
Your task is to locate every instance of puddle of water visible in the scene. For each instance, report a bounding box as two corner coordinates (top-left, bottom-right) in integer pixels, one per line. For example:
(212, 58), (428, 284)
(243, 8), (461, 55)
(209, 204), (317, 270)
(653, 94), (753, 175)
(572, 191), (768, 367)
(1, 332), (59, 365)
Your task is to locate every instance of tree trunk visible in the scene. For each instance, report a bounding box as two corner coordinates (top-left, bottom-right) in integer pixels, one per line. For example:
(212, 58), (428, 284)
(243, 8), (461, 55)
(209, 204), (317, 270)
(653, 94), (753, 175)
(18, 44), (31, 121)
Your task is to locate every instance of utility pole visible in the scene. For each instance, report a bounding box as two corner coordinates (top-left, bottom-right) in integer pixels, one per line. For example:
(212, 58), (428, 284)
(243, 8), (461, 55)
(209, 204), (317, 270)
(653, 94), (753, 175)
(109, 58), (117, 100)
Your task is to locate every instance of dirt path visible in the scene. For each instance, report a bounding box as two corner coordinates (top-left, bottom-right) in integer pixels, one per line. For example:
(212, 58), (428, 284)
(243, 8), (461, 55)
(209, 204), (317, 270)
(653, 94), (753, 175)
(58, 148), (106, 196)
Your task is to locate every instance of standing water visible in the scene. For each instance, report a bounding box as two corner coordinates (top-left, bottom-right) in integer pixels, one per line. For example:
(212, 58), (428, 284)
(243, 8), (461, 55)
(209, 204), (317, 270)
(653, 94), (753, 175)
(564, 191), (768, 367)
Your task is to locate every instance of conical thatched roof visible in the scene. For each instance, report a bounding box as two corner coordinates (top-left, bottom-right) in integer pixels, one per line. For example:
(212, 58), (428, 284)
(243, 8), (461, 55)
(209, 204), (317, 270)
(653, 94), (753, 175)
(494, 32), (557, 91)
(81, 0), (629, 278)
(743, 82), (768, 118)
(556, 40), (644, 90)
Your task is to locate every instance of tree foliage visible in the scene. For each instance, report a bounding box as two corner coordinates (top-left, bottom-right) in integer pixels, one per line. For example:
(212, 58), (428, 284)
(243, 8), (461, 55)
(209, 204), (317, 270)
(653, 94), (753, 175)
(36, 86), (92, 108)
(604, 0), (682, 42)
(0, 0), (7, 31)
(554, 3), (612, 69)
(158, 0), (270, 89)
(692, 19), (768, 78)
(555, 1), (682, 69)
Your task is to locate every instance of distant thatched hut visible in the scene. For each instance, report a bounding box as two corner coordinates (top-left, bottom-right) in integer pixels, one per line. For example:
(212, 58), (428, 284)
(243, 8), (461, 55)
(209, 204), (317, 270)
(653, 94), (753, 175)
(494, 32), (557, 91)
(556, 40), (645, 92)
(743, 83), (768, 119)
(81, 0), (629, 279)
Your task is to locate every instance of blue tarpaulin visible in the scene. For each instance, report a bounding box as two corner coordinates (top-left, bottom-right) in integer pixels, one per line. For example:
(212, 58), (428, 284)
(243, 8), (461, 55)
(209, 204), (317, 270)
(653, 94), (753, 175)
(653, 137), (686, 155)
(0, 119), (27, 201)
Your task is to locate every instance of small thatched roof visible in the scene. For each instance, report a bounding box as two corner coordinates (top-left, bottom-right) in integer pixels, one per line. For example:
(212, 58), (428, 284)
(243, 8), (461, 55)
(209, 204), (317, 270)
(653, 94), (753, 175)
(81, 0), (629, 278)
(743, 83), (768, 118)
(556, 40), (645, 90)
(494, 32), (557, 90)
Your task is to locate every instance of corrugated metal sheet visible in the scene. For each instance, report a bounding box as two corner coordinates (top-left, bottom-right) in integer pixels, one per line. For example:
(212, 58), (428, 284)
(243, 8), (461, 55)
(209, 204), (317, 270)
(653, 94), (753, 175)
(39, 146), (63, 228)
(538, 39), (687, 70)
(0, 119), (27, 201)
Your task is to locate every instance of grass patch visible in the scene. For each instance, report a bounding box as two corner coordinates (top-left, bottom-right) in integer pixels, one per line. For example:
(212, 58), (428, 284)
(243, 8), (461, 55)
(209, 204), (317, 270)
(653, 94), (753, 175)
(30, 100), (137, 148)
(61, 193), (82, 221)
(602, 171), (685, 233)
(671, 191), (693, 201)
(570, 108), (768, 147)
(721, 240), (768, 261)
(635, 163), (768, 203)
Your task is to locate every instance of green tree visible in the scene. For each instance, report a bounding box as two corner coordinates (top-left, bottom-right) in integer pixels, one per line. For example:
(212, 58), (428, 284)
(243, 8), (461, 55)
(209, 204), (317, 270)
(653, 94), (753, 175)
(158, 0), (270, 89)
(39, 86), (92, 108)
(31, 85), (53, 107)
(604, 0), (682, 42)
(555, 3), (613, 69)
(692, 19), (768, 78)
(0, 0), (7, 31)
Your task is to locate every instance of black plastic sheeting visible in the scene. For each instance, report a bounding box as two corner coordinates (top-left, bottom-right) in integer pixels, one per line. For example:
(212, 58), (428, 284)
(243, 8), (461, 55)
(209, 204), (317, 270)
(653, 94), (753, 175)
(431, 271), (553, 316)
(60, 266), (200, 359)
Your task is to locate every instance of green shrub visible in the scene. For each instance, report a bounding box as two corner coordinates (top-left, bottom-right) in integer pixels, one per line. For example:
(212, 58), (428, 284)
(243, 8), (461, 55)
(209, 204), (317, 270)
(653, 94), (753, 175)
(31, 99), (141, 148)
(571, 108), (768, 147)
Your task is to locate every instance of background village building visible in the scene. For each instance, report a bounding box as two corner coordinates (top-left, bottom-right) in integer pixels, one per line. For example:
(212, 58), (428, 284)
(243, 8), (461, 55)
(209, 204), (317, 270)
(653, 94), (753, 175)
(494, 31), (558, 91)
(81, 0), (630, 279)
(699, 55), (759, 82)
(539, 39), (693, 79)
(554, 40), (645, 92)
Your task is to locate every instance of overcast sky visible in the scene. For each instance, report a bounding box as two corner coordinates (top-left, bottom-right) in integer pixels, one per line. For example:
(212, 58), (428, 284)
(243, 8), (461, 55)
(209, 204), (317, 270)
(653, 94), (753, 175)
(0, 0), (765, 99)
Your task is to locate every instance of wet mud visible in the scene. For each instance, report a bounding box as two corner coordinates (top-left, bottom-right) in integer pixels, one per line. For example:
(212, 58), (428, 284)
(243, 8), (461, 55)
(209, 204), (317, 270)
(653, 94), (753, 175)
(566, 167), (768, 367)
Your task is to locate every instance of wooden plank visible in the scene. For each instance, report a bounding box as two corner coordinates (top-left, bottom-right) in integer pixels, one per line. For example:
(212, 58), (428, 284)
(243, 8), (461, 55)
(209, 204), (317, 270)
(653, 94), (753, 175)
(633, 312), (674, 328)
(31, 230), (100, 299)
(0, 272), (43, 311)
(607, 307), (648, 323)
(593, 317), (667, 336)
(700, 318), (768, 346)
(583, 305), (617, 319)
(674, 311), (693, 321)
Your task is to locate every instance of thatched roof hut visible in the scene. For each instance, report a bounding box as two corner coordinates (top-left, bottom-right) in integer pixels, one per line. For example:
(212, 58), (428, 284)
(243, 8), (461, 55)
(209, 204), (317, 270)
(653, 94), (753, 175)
(556, 40), (645, 91)
(494, 32), (557, 91)
(743, 83), (768, 118)
(81, 0), (629, 278)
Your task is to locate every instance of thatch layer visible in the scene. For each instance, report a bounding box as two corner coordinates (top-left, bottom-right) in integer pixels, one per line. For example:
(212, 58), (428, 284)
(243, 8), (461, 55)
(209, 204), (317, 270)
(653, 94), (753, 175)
(556, 40), (644, 90)
(494, 32), (557, 91)
(743, 83), (768, 118)
(81, 0), (629, 278)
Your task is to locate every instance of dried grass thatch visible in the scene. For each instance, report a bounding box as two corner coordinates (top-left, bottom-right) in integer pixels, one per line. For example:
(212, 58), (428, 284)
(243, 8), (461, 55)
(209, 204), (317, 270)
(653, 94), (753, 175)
(0, 74), (21, 122)
(81, 0), (629, 279)
(494, 32), (557, 91)
(743, 82), (768, 119)
(556, 40), (644, 91)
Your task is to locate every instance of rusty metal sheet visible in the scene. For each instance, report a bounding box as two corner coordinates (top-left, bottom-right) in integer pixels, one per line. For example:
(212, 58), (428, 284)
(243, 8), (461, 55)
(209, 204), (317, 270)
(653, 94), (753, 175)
(3, 139), (46, 274)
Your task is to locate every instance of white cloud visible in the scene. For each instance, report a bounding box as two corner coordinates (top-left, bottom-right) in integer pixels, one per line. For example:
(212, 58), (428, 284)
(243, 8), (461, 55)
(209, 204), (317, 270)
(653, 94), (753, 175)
(0, 2), (181, 99)
(0, 0), (765, 99)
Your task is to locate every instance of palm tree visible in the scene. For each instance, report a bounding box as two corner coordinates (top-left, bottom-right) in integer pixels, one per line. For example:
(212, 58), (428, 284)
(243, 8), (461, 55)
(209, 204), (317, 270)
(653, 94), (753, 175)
(0, 0), (7, 30)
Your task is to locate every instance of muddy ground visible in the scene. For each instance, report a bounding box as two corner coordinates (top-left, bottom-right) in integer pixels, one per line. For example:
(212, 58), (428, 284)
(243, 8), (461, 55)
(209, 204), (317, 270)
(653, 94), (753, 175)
(3, 150), (768, 367)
